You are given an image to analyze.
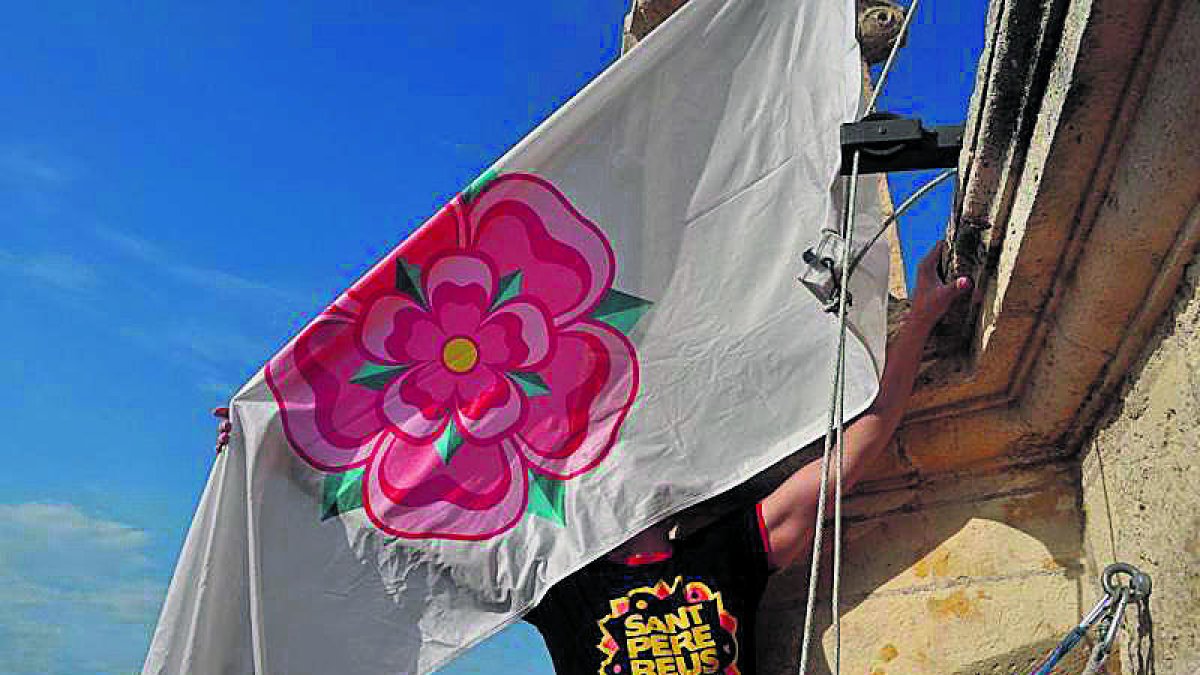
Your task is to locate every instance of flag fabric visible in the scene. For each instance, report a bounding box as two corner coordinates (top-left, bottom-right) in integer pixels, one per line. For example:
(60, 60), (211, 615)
(144, 0), (888, 672)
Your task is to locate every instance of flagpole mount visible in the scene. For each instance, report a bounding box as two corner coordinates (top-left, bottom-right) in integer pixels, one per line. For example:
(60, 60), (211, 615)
(840, 113), (963, 175)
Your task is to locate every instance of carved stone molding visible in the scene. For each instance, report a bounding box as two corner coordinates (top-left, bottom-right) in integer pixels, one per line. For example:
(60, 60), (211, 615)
(857, 0), (907, 64)
(621, 0), (908, 63)
(889, 0), (1196, 483)
(621, 0), (692, 53)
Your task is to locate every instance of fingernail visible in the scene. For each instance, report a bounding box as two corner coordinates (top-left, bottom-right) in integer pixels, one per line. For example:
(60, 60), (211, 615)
(956, 277), (972, 291)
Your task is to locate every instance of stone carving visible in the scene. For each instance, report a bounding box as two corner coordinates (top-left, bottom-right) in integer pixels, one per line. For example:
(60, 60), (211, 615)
(621, 0), (908, 64)
(857, 0), (907, 64)
(621, 0), (692, 52)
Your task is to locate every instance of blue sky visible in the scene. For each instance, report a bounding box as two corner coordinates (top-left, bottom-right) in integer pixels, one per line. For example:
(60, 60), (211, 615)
(0, 1), (987, 673)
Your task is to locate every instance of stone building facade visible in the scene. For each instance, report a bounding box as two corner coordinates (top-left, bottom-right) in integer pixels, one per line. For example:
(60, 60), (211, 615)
(621, 0), (1199, 672)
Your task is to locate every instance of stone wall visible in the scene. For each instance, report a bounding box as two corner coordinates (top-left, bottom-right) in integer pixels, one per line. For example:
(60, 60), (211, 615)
(1079, 256), (1200, 675)
(756, 463), (1091, 674)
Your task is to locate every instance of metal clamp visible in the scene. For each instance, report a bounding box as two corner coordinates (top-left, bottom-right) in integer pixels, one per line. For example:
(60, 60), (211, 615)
(798, 230), (852, 312)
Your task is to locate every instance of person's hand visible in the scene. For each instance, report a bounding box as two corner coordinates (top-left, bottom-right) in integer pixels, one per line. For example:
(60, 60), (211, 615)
(908, 240), (971, 330)
(213, 407), (232, 454)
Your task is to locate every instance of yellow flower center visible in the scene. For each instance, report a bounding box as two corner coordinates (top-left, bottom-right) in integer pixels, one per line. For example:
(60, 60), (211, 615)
(442, 337), (479, 374)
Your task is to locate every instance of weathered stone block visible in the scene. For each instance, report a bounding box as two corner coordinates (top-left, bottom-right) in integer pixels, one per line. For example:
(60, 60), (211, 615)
(1080, 256), (1200, 675)
(756, 465), (1088, 674)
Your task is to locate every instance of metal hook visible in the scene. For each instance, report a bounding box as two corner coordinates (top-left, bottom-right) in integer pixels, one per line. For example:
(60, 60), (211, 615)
(1032, 563), (1154, 675)
(1028, 593), (1114, 675)
(1098, 588), (1132, 657)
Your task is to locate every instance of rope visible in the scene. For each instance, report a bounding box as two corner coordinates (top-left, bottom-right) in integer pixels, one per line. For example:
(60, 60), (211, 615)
(1132, 592), (1156, 675)
(1082, 590), (1157, 675)
(1031, 594), (1112, 675)
(1081, 643), (1108, 675)
(796, 2), (921, 674)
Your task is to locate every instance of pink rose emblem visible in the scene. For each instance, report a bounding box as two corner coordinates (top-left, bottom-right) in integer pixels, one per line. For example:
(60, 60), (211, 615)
(266, 173), (649, 540)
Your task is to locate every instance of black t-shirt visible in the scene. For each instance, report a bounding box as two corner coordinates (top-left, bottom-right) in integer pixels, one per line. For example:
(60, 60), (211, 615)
(525, 505), (774, 675)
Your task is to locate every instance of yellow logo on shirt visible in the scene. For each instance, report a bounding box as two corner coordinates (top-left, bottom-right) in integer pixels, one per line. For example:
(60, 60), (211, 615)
(596, 577), (740, 675)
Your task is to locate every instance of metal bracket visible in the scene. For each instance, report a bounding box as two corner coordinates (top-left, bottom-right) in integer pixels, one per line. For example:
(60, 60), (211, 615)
(841, 113), (963, 175)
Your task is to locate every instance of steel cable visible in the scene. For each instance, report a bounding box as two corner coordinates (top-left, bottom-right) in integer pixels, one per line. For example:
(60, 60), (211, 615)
(796, 1), (922, 673)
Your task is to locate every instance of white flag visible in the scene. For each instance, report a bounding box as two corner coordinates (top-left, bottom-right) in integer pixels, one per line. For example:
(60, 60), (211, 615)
(144, 0), (887, 672)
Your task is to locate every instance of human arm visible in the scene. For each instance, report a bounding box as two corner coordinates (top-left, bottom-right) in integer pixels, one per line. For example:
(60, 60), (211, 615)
(759, 241), (971, 569)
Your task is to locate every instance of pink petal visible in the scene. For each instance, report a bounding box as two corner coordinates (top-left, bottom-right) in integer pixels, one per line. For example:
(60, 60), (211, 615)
(358, 295), (443, 364)
(513, 321), (638, 479)
(424, 253), (495, 336)
(467, 174), (615, 327)
(380, 363), (454, 442)
(476, 299), (553, 370)
(363, 435), (528, 541)
(266, 201), (470, 473)
(453, 367), (525, 444)
(342, 199), (468, 308)
(266, 313), (388, 471)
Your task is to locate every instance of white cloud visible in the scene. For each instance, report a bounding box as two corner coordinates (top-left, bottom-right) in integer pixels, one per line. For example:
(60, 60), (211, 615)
(198, 379), (238, 398)
(0, 248), (99, 293)
(0, 503), (165, 674)
(119, 321), (267, 370)
(0, 148), (75, 186)
(93, 225), (306, 305)
(0, 243), (264, 396)
(0, 503), (149, 551)
(0, 147), (79, 214)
